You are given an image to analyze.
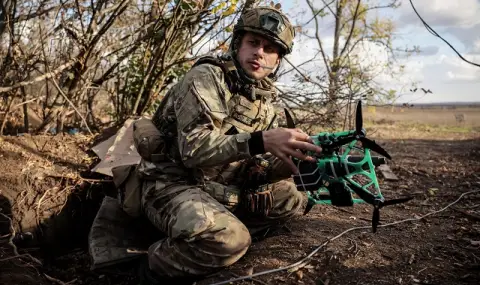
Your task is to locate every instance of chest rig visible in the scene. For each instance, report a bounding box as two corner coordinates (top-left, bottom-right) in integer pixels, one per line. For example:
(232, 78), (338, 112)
(192, 54), (278, 134)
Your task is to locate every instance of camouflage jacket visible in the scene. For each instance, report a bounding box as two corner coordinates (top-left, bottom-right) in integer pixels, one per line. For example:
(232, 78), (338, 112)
(137, 60), (292, 186)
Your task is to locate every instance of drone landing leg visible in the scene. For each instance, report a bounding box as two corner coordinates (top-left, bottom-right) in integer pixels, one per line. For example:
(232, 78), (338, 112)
(303, 203), (314, 215)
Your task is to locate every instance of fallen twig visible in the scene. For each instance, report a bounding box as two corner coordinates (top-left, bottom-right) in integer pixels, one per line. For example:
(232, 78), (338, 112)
(417, 267), (428, 274)
(36, 188), (52, 233)
(45, 174), (112, 184)
(208, 189), (480, 285)
(228, 272), (268, 285)
(44, 273), (76, 285)
(0, 253), (38, 262)
(452, 207), (480, 221)
(462, 204), (480, 209)
(346, 237), (358, 256)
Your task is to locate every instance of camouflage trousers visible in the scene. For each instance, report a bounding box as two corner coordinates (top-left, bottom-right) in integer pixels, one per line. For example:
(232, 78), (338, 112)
(141, 178), (305, 278)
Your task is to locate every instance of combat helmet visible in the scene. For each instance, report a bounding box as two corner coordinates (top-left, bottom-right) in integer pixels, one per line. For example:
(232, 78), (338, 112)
(231, 6), (296, 56)
(194, 6), (296, 97)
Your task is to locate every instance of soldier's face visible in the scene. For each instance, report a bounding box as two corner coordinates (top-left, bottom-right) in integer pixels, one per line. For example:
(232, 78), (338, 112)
(237, 32), (281, 80)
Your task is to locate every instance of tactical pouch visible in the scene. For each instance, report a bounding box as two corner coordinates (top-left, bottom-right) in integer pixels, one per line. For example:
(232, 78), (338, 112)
(132, 117), (166, 162)
(111, 164), (142, 217)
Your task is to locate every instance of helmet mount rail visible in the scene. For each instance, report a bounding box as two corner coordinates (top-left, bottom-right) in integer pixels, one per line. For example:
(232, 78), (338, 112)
(232, 6), (295, 55)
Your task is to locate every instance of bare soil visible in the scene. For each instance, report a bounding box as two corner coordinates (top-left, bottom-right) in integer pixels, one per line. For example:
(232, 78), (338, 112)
(1, 131), (480, 285)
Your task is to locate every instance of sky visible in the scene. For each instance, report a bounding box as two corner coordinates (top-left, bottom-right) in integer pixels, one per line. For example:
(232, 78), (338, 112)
(273, 0), (480, 103)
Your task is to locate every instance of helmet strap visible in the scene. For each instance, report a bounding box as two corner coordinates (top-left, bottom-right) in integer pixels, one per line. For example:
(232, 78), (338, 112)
(267, 58), (283, 81)
(219, 52), (256, 93)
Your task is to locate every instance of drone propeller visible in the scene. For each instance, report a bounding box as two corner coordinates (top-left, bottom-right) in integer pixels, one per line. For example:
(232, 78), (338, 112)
(354, 100), (392, 160)
(360, 137), (392, 160)
(284, 108), (296, 128)
(355, 100), (363, 134)
(348, 182), (414, 233)
(284, 103), (391, 159)
(372, 196), (414, 232)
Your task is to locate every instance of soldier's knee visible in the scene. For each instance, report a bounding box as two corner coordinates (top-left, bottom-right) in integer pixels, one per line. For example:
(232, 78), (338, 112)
(277, 180), (305, 213)
(146, 207), (252, 277)
(215, 218), (251, 257)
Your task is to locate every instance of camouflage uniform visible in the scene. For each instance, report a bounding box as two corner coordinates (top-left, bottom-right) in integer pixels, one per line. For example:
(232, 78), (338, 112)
(132, 6), (302, 279)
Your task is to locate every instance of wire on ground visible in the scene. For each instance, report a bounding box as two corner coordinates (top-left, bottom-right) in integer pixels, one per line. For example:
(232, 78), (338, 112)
(208, 189), (480, 285)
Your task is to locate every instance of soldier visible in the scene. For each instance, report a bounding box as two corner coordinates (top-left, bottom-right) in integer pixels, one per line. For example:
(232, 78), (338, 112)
(130, 5), (323, 284)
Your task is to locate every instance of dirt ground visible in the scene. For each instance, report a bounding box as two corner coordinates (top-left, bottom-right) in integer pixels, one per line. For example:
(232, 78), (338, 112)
(1, 130), (480, 285)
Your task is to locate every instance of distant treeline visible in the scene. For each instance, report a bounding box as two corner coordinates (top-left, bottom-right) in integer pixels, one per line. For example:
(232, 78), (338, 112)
(389, 102), (480, 109)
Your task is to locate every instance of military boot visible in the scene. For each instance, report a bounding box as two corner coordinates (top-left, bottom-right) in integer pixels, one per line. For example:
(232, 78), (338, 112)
(250, 223), (292, 242)
(137, 256), (200, 285)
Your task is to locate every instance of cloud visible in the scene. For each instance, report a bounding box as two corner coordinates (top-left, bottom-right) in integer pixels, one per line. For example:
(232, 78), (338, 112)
(473, 38), (480, 54)
(399, 0), (480, 51)
(437, 52), (480, 68)
(445, 23), (480, 52)
(446, 71), (477, 81)
(399, 0), (480, 28)
(441, 53), (480, 82)
(276, 0), (480, 103)
(351, 41), (389, 74)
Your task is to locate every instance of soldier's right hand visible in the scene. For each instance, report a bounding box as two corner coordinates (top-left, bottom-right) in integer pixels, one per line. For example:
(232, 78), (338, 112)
(262, 128), (322, 174)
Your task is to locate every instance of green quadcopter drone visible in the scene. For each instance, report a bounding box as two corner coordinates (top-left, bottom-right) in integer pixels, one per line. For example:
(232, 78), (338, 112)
(285, 100), (413, 233)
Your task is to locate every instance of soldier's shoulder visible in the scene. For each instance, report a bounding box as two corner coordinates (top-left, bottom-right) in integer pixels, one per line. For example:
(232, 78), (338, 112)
(185, 61), (225, 82)
(177, 60), (229, 98)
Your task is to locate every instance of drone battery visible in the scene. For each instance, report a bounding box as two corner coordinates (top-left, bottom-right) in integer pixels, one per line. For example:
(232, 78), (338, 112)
(328, 182), (354, 206)
(346, 155), (387, 169)
(292, 160), (324, 191)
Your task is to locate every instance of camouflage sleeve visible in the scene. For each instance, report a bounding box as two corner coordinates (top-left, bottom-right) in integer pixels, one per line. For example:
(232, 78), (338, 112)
(174, 64), (264, 168)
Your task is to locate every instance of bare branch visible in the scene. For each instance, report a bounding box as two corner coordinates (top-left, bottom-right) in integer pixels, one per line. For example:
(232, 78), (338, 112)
(48, 72), (93, 135)
(0, 59), (78, 93)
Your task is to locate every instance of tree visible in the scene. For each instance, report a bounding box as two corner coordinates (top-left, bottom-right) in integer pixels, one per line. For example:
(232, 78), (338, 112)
(0, 0), (254, 134)
(275, 0), (418, 131)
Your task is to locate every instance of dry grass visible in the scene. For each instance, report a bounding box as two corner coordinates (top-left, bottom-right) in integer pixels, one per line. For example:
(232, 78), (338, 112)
(363, 105), (480, 140)
(278, 104), (480, 140)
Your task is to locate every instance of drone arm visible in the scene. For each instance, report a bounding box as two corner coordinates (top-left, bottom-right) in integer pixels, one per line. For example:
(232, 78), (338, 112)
(346, 182), (377, 205)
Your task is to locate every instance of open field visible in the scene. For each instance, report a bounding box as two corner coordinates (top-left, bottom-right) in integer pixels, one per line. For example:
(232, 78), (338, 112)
(0, 105), (479, 285)
(363, 105), (480, 140)
(366, 105), (479, 128)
